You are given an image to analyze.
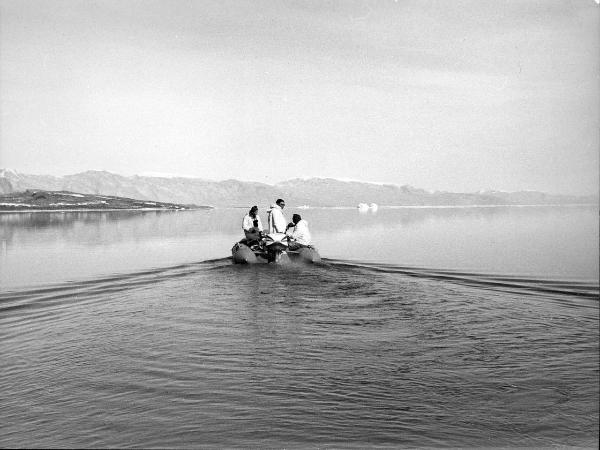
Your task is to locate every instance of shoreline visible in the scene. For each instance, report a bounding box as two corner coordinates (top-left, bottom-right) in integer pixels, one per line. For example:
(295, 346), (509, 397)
(0, 207), (210, 214)
(1, 203), (595, 213)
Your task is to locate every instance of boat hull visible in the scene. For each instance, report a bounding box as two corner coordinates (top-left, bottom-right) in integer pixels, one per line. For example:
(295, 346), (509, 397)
(231, 243), (259, 264)
(231, 242), (321, 265)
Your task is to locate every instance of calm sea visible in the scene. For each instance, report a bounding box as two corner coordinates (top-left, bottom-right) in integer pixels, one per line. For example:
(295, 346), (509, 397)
(1, 205), (598, 447)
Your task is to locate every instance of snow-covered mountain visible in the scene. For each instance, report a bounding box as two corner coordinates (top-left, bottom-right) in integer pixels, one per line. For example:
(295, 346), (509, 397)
(0, 169), (597, 207)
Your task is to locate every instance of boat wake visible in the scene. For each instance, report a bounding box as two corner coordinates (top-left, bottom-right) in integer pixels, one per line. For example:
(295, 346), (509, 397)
(1, 258), (597, 321)
(330, 259), (599, 300)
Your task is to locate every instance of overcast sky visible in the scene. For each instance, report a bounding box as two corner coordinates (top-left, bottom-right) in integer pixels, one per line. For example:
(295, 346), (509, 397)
(0, 0), (598, 194)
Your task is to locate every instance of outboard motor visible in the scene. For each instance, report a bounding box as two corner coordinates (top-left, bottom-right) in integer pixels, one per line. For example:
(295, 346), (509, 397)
(263, 233), (289, 263)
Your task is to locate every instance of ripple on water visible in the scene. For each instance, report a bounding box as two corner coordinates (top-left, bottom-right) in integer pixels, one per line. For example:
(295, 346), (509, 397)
(1, 260), (598, 448)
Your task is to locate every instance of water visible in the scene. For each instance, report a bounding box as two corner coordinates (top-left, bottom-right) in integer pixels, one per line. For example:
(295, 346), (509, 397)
(1, 206), (598, 447)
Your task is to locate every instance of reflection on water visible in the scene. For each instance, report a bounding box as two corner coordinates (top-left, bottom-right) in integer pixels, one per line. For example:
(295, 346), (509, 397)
(1, 210), (214, 246)
(1, 204), (593, 240)
(1, 205), (598, 289)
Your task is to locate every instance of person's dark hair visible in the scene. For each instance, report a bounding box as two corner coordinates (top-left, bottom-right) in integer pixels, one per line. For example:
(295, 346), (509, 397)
(276, 199), (285, 206)
(249, 205), (258, 214)
(292, 214), (301, 223)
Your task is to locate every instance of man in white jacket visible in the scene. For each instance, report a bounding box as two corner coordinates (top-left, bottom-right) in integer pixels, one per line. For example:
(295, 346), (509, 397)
(267, 199), (287, 233)
(286, 214), (311, 249)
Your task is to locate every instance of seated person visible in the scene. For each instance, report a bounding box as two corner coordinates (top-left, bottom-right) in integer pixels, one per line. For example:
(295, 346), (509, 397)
(285, 214), (311, 250)
(242, 205), (263, 244)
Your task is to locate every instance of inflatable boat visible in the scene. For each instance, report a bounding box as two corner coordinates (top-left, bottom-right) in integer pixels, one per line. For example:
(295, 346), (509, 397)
(231, 232), (321, 264)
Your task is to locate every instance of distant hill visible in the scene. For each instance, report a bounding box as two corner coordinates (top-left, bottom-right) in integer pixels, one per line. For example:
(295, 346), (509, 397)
(0, 169), (597, 207)
(0, 189), (207, 211)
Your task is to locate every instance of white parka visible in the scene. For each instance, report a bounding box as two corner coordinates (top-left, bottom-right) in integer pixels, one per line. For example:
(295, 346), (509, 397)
(267, 204), (287, 233)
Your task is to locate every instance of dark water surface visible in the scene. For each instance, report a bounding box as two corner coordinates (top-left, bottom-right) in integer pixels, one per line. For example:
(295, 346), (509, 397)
(1, 206), (598, 447)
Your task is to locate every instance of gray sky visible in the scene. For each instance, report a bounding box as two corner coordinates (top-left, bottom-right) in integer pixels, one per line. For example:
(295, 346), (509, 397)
(0, 0), (598, 194)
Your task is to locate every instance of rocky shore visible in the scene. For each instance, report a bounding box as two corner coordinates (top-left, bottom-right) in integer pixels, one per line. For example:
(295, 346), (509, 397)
(0, 190), (209, 212)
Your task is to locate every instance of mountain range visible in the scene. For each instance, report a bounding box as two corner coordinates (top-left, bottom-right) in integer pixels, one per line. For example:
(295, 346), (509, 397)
(0, 169), (597, 207)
